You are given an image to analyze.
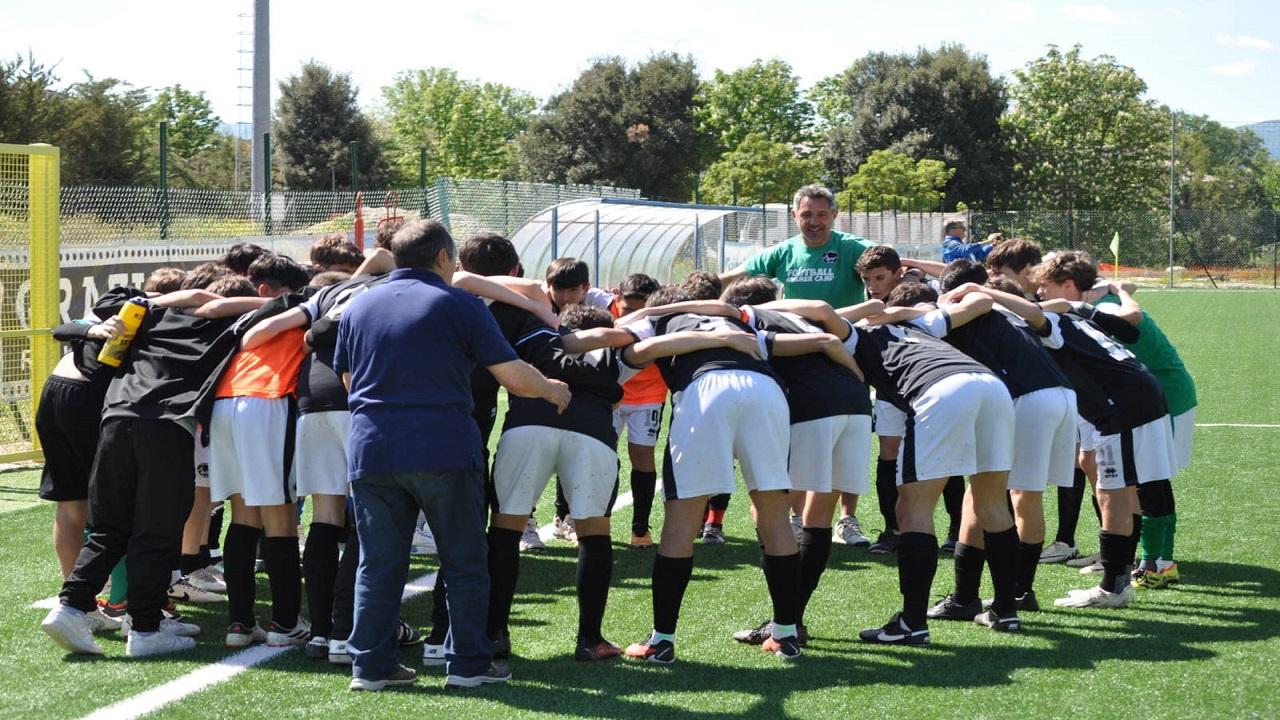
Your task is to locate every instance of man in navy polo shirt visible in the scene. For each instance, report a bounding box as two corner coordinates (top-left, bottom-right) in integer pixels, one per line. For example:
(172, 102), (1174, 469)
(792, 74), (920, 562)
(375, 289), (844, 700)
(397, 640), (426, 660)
(333, 220), (571, 692)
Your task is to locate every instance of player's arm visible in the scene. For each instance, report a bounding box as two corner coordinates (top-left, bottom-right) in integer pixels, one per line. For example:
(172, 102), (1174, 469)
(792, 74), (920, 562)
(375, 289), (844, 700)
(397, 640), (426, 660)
(832, 299), (890, 328)
(1038, 299), (1072, 314)
(623, 328), (763, 366)
(352, 247), (395, 277)
(770, 332), (864, 380)
(899, 257), (947, 277)
(560, 327), (637, 354)
(487, 359), (572, 414)
(452, 271), (559, 329)
(946, 282), (1046, 330)
(193, 296), (271, 319)
(148, 289), (222, 308)
(717, 266), (749, 288)
(861, 305), (931, 326)
(936, 292), (992, 327)
(1101, 285), (1144, 327)
(242, 307), (309, 351)
(616, 300), (738, 326)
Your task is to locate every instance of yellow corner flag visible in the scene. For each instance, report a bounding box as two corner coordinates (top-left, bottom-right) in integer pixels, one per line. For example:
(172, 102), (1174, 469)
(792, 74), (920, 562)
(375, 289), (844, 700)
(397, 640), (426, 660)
(1109, 231), (1121, 279)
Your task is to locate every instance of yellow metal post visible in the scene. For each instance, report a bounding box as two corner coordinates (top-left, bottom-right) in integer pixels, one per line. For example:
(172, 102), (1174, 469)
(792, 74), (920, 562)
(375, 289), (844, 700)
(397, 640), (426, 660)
(27, 144), (60, 455)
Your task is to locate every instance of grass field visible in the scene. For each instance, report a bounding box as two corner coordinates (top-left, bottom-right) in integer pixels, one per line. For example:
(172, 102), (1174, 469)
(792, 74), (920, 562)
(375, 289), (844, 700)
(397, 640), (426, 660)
(4, 289), (1279, 719)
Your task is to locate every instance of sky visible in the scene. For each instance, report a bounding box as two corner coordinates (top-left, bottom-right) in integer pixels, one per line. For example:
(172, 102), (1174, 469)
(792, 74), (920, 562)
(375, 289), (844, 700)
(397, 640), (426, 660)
(4, 0), (1278, 130)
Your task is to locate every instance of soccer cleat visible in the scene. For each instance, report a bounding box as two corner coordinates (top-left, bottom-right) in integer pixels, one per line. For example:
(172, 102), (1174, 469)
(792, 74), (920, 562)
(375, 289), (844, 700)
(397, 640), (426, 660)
(267, 620), (311, 647)
(350, 664), (418, 691)
(120, 614), (202, 637)
(732, 620), (809, 646)
(225, 622), (267, 648)
(396, 620), (424, 647)
(41, 606), (104, 655)
(445, 661), (512, 688)
(328, 638), (352, 664)
(518, 517), (546, 552)
(86, 602), (124, 634)
(1066, 552), (1100, 568)
(552, 516), (578, 544)
(940, 536), (959, 553)
(858, 612), (930, 645)
(187, 565), (228, 594)
(834, 515), (872, 547)
(983, 591), (1040, 613)
(974, 609), (1022, 632)
(410, 527), (438, 555)
(1077, 560), (1104, 575)
(762, 634), (803, 660)
(629, 532), (654, 548)
(926, 594), (982, 621)
(305, 635), (329, 659)
(126, 629), (196, 657)
(422, 640), (446, 667)
(1135, 563), (1180, 590)
(700, 524), (726, 545)
(167, 578), (225, 604)
(575, 638), (622, 661)
(624, 638), (676, 664)
(1053, 584), (1136, 609)
(868, 530), (899, 555)
(1039, 541), (1079, 564)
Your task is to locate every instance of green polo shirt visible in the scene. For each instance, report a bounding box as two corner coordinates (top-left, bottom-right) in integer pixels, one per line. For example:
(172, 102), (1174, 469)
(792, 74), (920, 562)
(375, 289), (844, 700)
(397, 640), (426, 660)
(743, 230), (874, 307)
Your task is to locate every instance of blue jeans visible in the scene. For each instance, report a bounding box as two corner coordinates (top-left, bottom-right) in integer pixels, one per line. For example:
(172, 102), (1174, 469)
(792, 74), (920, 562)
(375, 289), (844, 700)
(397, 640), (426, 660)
(349, 470), (492, 680)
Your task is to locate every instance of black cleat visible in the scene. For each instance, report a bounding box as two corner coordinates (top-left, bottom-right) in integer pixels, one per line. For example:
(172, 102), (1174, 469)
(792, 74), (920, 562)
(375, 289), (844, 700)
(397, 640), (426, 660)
(974, 609), (1022, 632)
(926, 593), (982, 621)
(868, 530), (899, 555)
(858, 613), (929, 645)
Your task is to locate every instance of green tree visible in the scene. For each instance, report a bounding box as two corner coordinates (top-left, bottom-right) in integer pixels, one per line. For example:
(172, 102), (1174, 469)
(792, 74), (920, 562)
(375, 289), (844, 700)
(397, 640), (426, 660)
(1262, 157), (1280, 212)
(814, 45), (1008, 207)
(516, 53), (701, 200)
(274, 61), (388, 190)
(58, 75), (150, 185)
(696, 59), (813, 152)
(836, 149), (954, 210)
(1003, 45), (1166, 211)
(144, 85), (223, 187)
(1174, 113), (1270, 209)
(0, 53), (68, 144)
(698, 133), (822, 205)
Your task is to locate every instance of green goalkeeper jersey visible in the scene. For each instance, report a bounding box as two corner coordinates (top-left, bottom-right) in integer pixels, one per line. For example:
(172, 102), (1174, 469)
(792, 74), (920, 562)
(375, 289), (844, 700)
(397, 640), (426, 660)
(1096, 293), (1197, 416)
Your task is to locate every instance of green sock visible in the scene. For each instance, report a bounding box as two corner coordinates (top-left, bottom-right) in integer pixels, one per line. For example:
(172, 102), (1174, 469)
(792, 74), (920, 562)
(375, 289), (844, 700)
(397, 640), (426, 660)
(1139, 514), (1165, 566)
(1161, 512), (1177, 563)
(108, 558), (129, 605)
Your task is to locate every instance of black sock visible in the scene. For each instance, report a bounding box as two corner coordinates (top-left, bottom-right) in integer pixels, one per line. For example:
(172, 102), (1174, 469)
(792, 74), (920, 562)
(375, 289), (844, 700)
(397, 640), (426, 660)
(1099, 530), (1130, 593)
(302, 522), (344, 638)
(198, 545), (212, 569)
(554, 479), (570, 521)
(630, 470), (657, 536)
(762, 552), (801, 627)
(897, 532), (938, 627)
(1016, 541), (1044, 597)
(179, 553), (204, 577)
(263, 536), (302, 629)
(875, 459), (899, 531)
(223, 523), (261, 626)
(652, 554), (695, 635)
(486, 527), (522, 639)
(1055, 469), (1086, 545)
(330, 521), (358, 640)
(797, 527), (833, 623)
(429, 573), (449, 642)
(943, 477), (965, 537)
(207, 506), (224, 550)
(983, 528), (1020, 616)
(952, 542), (986, 605)
(575, 535), (613, 644)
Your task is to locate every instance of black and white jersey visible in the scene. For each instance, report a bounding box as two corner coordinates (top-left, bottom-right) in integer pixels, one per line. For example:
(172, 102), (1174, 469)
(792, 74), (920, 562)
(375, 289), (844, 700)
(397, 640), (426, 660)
(298, 273), (392, 414)
(907, 307), (1071, 399)
(1041, 307), (1167, 434)
(467, 301), (541, 444)
(741, 306), (871, 422)
(628, 312), (780, 394)
(844, 321), (993, 412)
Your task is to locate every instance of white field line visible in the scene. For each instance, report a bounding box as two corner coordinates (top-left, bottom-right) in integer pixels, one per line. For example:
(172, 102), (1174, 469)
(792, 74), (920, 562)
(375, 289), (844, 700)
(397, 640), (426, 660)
(1195, 423), (1280, 428)
(75, 491), (637, 720)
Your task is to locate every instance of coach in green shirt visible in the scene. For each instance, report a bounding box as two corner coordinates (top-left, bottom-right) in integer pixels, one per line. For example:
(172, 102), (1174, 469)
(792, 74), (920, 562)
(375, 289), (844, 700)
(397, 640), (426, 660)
(720, 185), (874, 306)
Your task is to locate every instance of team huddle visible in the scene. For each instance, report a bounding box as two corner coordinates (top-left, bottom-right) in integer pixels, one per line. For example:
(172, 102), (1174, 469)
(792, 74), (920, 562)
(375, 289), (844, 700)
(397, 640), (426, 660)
(35, 184), (1196, 692)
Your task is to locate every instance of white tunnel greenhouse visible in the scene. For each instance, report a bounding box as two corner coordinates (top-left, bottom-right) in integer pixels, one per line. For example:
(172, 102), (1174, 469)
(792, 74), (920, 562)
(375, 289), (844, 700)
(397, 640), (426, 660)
(509, 198), (775, 289)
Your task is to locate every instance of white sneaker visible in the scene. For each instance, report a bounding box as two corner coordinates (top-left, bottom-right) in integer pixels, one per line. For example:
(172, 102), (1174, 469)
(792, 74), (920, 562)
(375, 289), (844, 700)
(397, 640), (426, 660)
(1078, 560), (1105, 575)
(267, 620), (311, 647)
(328, 638), (352, 665)
(1053, 584), (1135, 609)
(121, 614), (202, 637)
(1066, 552), (1100, 568)
(225, 622), (267, 648)
(519, 517), (546, 552)
(168, 578), (225, 604)
(834, 516), (871, 547)
(41, 606), (103, 654)
(422, 640), (446, 667)
(126, 629), (196, 657)
(552, 516), (578, 544)
(411, 527), (438, 555)
(1039, 541), (1079, 564)
(187, 566), (228, 594)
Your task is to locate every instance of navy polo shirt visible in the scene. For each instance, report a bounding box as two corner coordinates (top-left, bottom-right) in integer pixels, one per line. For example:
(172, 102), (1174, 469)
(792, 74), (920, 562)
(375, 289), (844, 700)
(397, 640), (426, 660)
(333, 267), (518, 479)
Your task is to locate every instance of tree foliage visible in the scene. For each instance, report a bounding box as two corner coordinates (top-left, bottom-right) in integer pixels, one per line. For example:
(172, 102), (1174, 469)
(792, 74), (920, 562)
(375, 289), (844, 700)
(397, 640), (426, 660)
(0, 53), (67, 144)
(1174, 113), (1271, 209)
(1262, 157), (1280, 212)
(516, 54), (701, 200)
(698, 133), (822, 205)
(143, 85), (226, 188)
(381, 68), (536, 182)
(274, 61), (388, 190)
(1003, 45), (1166, 211)
(696, 59), (813, 152)
(59, 75), (150, 185)
(836, 149), (954, 210)
(814, 45), (1008, 208)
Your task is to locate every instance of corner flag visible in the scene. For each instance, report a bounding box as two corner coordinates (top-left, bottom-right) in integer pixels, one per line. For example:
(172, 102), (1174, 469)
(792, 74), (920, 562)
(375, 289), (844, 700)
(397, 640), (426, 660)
(1109, 231), (1120, 279)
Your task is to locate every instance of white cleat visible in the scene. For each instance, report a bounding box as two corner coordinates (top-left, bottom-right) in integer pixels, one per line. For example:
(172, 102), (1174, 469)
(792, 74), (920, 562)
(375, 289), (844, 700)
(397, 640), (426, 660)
(126, 630), (196, 657)
(1054, 584), (1135, 609)
(41, 606), (103, 655)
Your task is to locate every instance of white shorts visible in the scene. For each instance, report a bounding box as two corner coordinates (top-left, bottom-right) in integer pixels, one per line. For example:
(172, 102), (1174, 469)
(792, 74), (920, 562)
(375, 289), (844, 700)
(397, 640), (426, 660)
(1093, 415), (1178, 491)
(209, 396), (296, 506)
(1008, 387), (1078, 492)
(612, 403), (664, 448)
(493, 426), (618, 519)
(873, 399), (906, 438)
(788, 414), (872, 494)
(294, 410), (351, 498)
(665, 369), (790, 500)
(194, 433), (210, 489)
(1077, 417), (1101, 452)
(1172, 407), (1196, 471)
(899, 373), (1014, 485)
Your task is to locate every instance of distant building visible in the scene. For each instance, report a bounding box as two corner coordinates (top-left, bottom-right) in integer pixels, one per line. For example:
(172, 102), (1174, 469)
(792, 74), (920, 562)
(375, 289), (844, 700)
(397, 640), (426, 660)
(1239, 120), (1280, 158)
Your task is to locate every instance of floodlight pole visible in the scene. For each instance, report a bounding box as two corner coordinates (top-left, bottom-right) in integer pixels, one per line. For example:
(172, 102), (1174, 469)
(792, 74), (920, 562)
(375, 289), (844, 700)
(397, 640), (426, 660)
(250, 0), (269, 195)
(1168, 109), (1176, 288)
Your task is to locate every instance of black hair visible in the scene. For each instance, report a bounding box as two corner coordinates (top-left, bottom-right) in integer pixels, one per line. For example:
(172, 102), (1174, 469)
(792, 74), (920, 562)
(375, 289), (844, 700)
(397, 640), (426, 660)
(392, 220), (456, 270)
(248, 254), (310, 292)
(459, 233), (520, 277)
(940, 259), (989, 293)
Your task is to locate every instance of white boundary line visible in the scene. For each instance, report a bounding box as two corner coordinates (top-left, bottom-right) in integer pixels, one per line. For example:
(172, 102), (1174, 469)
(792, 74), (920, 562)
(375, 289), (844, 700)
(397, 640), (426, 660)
(1195, 423), (1280, 428)
(76, 491), (638, 720)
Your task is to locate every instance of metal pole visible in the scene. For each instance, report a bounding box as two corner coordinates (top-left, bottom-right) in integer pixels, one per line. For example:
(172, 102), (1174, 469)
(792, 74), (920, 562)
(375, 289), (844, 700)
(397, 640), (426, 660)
(593, 209), (601, 285)
(694, 213), (702, 270)
(349, 141), (359, 192)
(250, 0), (269, 194)
(262, 132), (272, 235)
(551, 205), (559, 259)
(158, 121), (169, 242)
(720, 215), (729, 272)
(1168, 109), (1176, 288)
(418, 149), (427, 189)
(731, 178), (738, 207)
(760, 184), (768, 245)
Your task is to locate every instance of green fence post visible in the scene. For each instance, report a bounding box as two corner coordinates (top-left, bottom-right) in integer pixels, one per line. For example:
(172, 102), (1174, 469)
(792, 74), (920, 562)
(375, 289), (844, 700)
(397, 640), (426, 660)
(349, 142), (359, 192)
(262, 132), (272, 236)
(158, 121), (169, 243)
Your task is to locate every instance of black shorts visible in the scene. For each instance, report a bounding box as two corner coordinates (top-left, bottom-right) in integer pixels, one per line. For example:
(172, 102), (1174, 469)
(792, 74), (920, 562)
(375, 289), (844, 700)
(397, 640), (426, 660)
(36, 376), (107, 501)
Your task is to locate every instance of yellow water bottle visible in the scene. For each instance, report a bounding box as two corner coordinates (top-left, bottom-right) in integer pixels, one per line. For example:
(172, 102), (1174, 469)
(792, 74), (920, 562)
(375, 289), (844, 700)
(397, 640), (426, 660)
(96, 297), (149, 367)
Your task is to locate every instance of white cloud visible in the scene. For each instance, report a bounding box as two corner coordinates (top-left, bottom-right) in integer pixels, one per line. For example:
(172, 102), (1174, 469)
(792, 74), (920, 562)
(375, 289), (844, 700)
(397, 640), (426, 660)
(1001, 2), (1035, 22)
(1063, 4), (1122, 23)
(1211, 61), (1258, 77)
(1215, 33), (1276, 51)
